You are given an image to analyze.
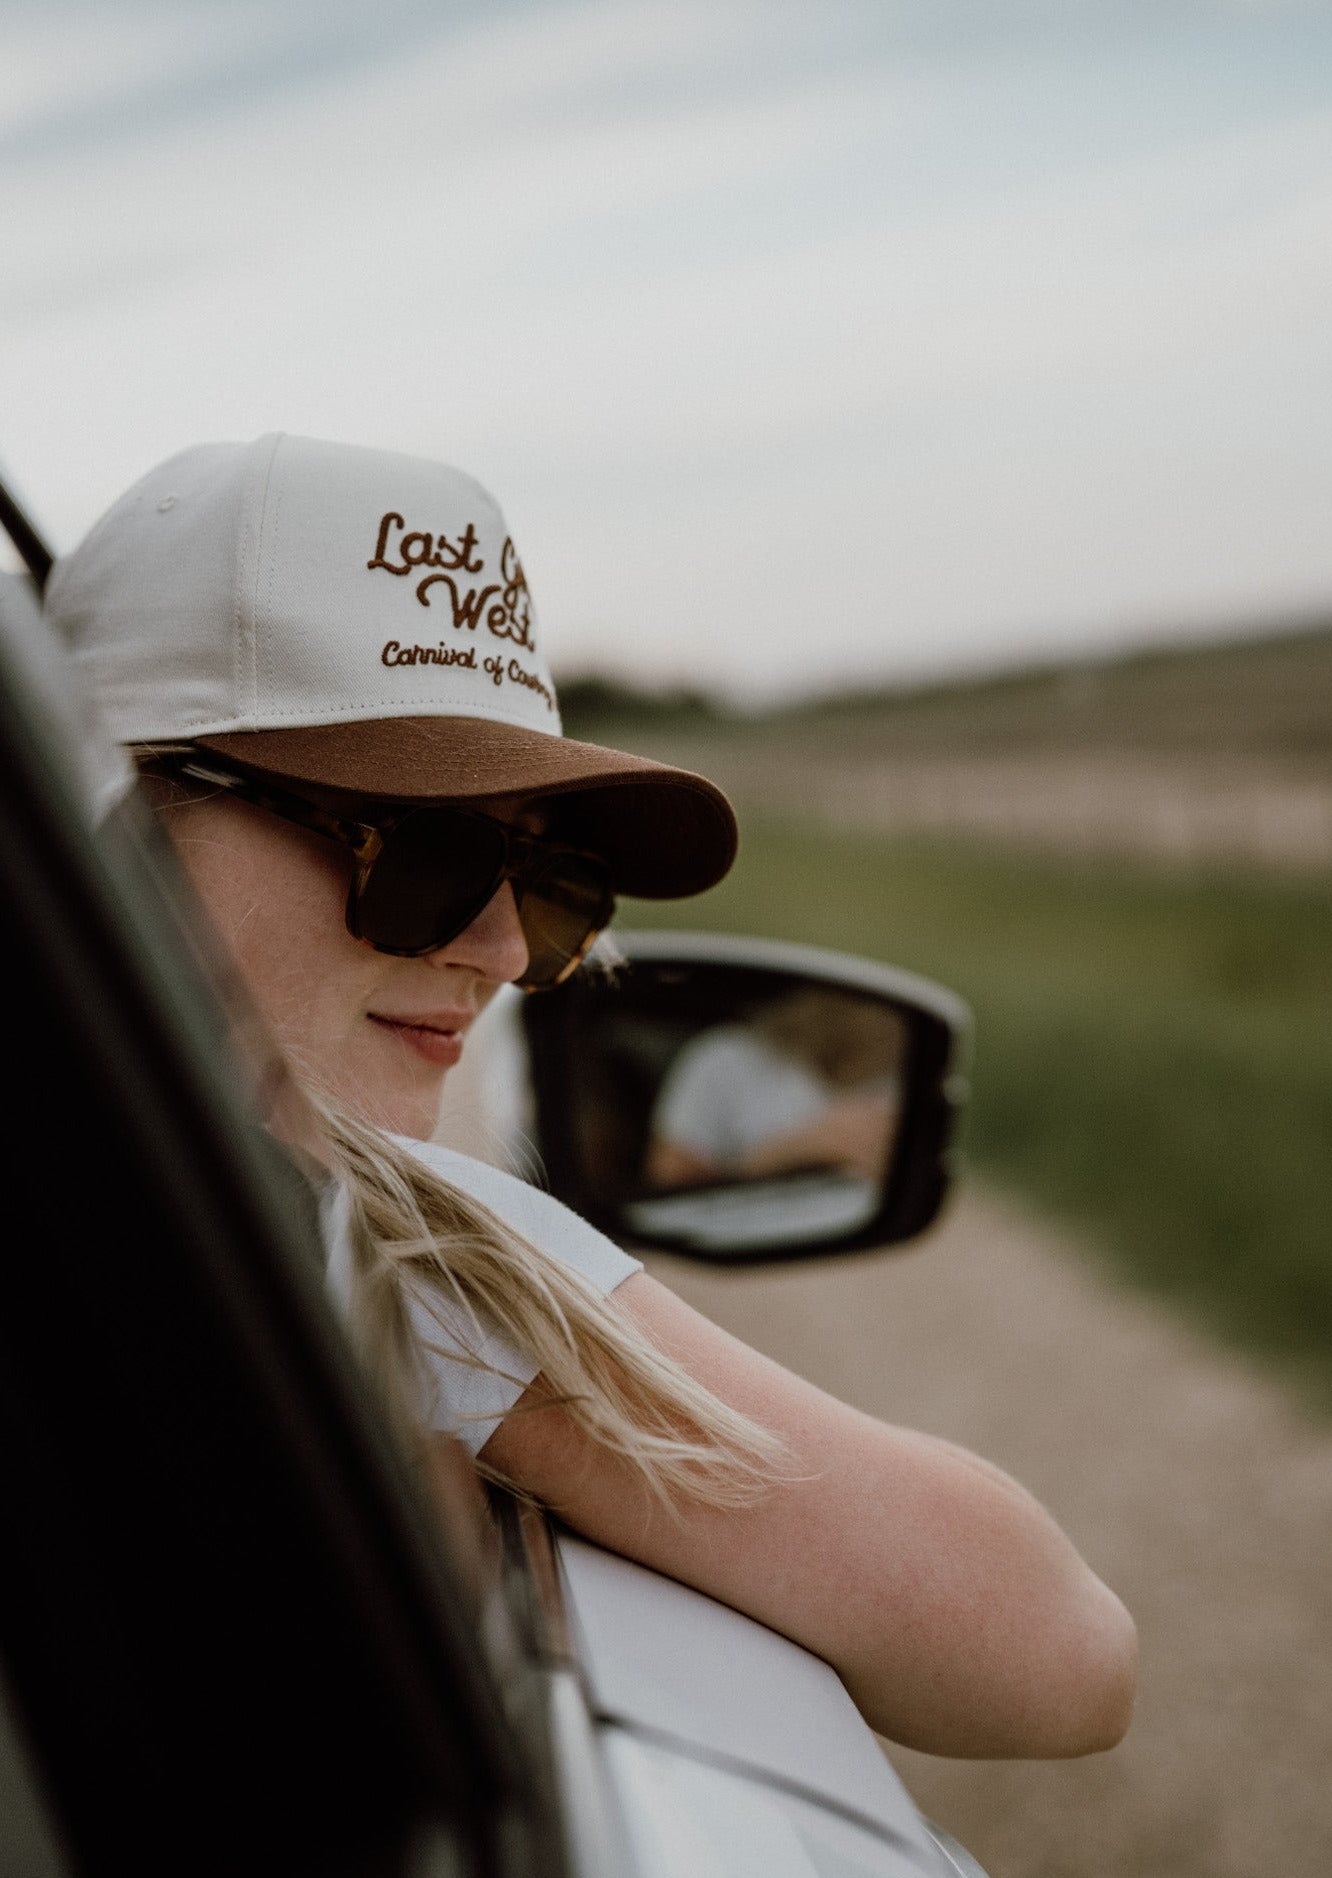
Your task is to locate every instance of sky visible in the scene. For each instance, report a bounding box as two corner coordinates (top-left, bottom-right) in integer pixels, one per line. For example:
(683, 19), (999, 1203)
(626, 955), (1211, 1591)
(2, 0), (1331, 701)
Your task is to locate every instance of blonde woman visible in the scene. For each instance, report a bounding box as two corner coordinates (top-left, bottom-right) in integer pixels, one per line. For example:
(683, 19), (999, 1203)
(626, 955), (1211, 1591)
(48, 435), (1135, 1760)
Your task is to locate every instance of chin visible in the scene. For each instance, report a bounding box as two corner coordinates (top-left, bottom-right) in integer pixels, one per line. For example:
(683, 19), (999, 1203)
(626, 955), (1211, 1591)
(337, 1040), (446, 1139)
(391, 1078), (449, 1142)
(318, 1066), (444, 1143)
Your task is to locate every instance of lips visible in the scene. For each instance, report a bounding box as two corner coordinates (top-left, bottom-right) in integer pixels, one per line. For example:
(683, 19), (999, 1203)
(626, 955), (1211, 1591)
(367, 1010), (472, 1068)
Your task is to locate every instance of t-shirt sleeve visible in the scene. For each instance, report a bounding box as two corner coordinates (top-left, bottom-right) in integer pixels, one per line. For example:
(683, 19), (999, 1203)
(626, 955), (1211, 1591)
(324, 1139), (641, 1457)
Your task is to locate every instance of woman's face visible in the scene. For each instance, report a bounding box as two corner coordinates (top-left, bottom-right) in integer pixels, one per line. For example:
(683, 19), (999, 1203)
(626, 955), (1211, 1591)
(164, 789), (533, 1139)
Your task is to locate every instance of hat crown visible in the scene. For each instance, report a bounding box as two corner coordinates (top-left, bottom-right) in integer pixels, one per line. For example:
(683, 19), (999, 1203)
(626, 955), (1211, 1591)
(46, 434), (562, 745)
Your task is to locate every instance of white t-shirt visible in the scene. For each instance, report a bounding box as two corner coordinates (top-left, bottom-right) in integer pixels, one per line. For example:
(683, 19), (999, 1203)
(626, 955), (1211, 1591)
(324, 1137), (641, 1455)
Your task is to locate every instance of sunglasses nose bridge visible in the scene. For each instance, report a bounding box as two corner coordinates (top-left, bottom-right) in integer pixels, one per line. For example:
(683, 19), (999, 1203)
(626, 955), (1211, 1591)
(354, 826), (386, 867)
(494, 828), (544, 902)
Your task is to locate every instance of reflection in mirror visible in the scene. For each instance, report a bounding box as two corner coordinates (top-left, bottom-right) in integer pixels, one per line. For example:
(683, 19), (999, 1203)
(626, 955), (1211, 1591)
(518, 941), (966, 1261)
(619, 987), (906, 1251)
(644, 988), (906, 1188)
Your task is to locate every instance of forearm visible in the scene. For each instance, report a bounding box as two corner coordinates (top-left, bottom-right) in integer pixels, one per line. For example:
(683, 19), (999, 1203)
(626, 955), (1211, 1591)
(784, 1417), (1137, 1756)
(481, 1273), (1136, 1758)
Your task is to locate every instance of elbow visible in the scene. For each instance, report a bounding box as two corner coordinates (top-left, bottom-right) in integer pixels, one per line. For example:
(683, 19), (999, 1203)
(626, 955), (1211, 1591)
(1050, 1578), (1138, 1757)
(849, 1574), (1138, 1760)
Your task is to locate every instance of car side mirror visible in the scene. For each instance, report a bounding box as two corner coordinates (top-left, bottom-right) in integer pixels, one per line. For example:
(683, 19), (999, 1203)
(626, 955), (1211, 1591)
(512, 932), (971, 1263)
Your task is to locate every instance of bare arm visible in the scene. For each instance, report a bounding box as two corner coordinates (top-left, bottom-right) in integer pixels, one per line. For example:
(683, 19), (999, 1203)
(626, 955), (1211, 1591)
(648, 1093), (895, 1186)
(643, 1137), (723, 1189)
(480, 1272), (1136, 1759)
(736, 1091), (896, 1181)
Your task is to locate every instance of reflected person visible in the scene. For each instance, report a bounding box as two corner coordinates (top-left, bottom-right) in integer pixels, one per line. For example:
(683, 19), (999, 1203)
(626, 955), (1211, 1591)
(646, 988), (903, 1189)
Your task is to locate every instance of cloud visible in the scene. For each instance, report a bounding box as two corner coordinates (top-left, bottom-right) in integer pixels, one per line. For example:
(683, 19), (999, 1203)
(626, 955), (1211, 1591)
(2, 0), (1330, 694)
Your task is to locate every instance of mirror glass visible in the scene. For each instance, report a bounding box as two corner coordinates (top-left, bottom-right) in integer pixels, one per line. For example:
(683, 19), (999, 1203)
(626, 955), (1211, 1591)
(620, 982), (907, 1250)
(517, 955), (942, 1259)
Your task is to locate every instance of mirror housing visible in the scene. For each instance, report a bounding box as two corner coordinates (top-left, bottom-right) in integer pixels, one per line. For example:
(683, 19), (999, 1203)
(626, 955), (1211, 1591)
(517, 932), (970, 1263)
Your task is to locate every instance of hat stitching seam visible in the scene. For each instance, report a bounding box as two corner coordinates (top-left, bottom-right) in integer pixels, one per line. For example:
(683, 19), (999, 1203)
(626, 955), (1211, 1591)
(234, 436), (274, 727)
(255, 436), (285, 725)
(164, 695), (566, 731)
(231, 443), (251, 721)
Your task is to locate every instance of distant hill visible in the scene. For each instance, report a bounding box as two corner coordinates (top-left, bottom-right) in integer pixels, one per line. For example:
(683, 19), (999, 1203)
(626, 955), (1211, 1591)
(557, 621), (1332, 772)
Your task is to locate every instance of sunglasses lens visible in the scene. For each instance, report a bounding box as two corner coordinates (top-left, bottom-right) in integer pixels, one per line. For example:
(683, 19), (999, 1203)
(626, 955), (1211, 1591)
(514, 852), (614, 989)
(354, 808), (612, 979)
(355, 809), (506, 954)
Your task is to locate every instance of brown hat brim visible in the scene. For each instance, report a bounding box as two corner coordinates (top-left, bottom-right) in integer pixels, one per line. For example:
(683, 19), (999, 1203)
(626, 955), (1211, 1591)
(194, 716), (738, 899)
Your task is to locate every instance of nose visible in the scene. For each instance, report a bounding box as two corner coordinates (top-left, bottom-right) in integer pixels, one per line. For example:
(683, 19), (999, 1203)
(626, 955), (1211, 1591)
(424, 880), (529, 984)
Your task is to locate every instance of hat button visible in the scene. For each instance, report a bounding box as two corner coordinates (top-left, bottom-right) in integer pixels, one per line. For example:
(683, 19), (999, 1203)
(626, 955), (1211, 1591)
(156, 495), (177, 512)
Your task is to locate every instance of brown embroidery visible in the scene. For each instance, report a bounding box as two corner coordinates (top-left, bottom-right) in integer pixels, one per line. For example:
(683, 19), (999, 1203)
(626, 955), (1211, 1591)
(505, 657), (554, 709)
(378, 639), (554, 710)
(415, 574), (503, 630)
(367, 509), (539, 652)
(380, 641), (479, 669)
(368, 510), (541, 660)
(484, 537), (534, 649)
(367, 511), (485, 582)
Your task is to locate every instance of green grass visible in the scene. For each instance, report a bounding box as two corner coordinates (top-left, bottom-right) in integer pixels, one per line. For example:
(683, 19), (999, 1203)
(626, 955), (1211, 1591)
(560, 618), (1332, 770)
(624, 822), (1332, 1398)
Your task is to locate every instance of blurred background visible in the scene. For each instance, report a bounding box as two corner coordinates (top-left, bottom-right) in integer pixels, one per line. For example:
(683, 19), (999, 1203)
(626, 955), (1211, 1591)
(3, 3), (1331, 1872)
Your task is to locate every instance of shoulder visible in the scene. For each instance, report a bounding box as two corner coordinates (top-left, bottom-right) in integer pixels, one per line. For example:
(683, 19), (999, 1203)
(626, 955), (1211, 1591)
(394, 1136), (642, 1295)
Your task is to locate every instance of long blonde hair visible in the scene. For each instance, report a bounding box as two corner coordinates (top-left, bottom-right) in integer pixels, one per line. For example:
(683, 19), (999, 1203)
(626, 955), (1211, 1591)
(315, 1096), (788, 1507)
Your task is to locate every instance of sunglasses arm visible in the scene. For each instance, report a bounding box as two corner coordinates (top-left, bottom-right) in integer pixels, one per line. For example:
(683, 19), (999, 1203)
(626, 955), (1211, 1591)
(168, 759), (383, 864)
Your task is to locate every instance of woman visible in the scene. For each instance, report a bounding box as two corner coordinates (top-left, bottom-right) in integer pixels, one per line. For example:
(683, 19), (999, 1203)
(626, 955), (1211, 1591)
(49, 434), (1136, 1759)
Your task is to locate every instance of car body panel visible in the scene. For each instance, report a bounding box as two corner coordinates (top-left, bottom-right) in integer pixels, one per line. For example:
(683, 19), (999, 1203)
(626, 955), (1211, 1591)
(601, 1730), (940, 1878)
(557, 1536), (946, 1873)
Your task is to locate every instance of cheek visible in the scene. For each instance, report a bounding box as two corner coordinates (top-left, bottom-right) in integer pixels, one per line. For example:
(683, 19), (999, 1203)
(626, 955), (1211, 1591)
(170, 803), (376, 1051)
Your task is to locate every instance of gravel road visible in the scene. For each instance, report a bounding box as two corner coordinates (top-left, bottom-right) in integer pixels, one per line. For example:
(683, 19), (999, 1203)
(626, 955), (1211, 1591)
(645, 1186), (1332, 1878)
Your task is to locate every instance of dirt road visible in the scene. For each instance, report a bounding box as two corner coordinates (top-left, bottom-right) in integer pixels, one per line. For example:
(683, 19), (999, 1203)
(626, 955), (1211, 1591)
(645, 1186), (1332, 1878)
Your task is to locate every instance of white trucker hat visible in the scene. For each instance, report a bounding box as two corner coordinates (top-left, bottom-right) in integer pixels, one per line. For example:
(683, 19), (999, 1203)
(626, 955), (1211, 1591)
(46, 434), (737, 897)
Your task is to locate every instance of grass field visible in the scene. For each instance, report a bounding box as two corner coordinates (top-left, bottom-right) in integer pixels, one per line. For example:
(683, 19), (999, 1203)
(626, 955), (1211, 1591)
(622, 822), (1332, 1400)
(561, 619), (1332, 770)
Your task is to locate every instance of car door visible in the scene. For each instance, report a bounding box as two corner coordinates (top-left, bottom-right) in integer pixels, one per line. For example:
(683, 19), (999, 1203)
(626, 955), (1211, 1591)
(0, 568), (557, 1876)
